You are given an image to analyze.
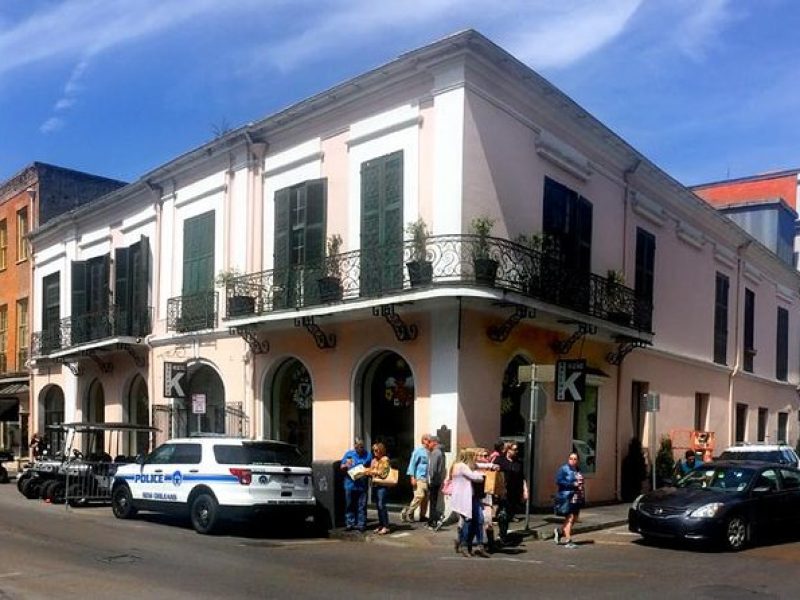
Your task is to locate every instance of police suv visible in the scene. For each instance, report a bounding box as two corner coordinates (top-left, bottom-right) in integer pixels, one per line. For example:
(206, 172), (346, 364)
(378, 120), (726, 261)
(111, 436), (315, 534)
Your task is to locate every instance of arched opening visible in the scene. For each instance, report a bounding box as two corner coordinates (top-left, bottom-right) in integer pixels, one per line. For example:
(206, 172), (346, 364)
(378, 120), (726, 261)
(183, 364), (225, 436)
(267, 358), (313, 463)
(358, 351), (414, 502)
(38, 385), (65, 456)
(85, 379), (105, 423)
(126, 374), (150, 455)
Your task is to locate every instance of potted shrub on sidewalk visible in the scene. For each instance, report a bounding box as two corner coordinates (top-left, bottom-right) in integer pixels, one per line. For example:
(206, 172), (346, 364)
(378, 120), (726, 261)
(318, 234), (344, 302)
(405, 218), (433, 287)
(470, 216), (498, 286)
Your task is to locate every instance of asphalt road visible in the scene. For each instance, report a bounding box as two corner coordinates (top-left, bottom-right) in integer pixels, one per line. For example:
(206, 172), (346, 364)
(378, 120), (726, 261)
(0, 483), (799, 599)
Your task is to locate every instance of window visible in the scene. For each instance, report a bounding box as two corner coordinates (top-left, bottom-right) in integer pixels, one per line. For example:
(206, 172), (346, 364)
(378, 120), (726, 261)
(543, 177), (593, 274)
(777, 412), (788, 443)
(274, 179), (326, 307)
(16, 207), (29, 262)
(757, 408), (768, 442)
(776, 307), (789, 381)
(0, 219), (6, 270)
(743, 288), (755, 372)
(16, 298), (27, 368)
(0, 305), (6, 373)
(780, 469), (800, 490)
(572, 385), (598, 474)
(694, 393), (709, 432)
(41, 272), (61, 353)
(183, 211), (215, 294)
(735, 403), (748, 442)
(115, 236), (151, 337)
(635, 228), (656, 331)
(713, 273), (729, 365)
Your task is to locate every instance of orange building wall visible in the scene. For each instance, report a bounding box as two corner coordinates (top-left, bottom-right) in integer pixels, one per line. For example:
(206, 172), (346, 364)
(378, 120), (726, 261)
(694, 173), (797, 210)
(0, 187), (33, 373)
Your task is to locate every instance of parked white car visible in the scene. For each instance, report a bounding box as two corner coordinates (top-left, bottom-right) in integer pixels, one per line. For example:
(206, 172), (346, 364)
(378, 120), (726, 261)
(111, 436), (315, 534)
(717, 444), (800, 468)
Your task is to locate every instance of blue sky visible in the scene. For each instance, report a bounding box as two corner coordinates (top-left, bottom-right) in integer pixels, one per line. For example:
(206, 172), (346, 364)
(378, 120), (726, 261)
(1, 0), (798, 187)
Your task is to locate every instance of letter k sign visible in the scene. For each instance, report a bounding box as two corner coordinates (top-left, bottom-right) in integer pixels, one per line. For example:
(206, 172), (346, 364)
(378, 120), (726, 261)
(164, 362), (187, 398)
(556, 359), (586, 402)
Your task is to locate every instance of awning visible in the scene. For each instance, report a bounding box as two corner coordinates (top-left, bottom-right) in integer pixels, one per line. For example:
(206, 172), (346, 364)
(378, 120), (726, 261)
(0, 382), (29, 395)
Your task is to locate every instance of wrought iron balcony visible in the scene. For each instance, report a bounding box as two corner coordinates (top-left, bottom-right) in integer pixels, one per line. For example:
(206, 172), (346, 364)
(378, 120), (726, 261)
(166, 291), (218, 333)
(31, 305), (153, 357)
(224, 234), (653, 332)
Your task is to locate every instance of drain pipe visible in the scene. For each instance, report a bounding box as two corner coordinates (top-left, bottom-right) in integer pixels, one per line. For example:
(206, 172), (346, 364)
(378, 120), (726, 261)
(728, 240), (751, 445)
(145, 179), (164, 443)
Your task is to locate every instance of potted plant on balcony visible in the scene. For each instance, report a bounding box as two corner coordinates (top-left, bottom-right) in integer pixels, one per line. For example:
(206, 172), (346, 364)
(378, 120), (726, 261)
(470, 216), (498, 286)
(405, 218), (433, 287)
(606, 269), (630, 326)
(318, 234), (344, 302)
(216, 268), (255, 317)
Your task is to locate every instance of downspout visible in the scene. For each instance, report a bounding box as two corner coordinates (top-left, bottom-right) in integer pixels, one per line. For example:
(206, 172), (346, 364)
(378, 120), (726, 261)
(729, 240), (751, 445)
(614, 159), (641, 500)
(145, 180), (163, 442)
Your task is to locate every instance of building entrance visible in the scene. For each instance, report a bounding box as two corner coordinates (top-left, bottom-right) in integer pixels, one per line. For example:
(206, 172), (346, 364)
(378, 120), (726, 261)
(269, 358), (313, 464)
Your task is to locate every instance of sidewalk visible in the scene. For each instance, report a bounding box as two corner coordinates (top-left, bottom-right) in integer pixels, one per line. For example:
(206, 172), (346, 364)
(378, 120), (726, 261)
(330, 503), (630, 549)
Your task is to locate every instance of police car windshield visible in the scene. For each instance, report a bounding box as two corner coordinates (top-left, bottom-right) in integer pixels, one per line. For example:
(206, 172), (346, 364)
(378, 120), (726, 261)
(213, 442), (306, 466)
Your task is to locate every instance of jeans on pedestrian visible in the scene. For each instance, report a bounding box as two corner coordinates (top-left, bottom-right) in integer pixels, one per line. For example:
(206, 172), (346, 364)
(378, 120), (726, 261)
(458, 496), (484, 548)
(374, 485), (389, 527)
(428, 483), (442, 526)
(345, 486), (367, 529)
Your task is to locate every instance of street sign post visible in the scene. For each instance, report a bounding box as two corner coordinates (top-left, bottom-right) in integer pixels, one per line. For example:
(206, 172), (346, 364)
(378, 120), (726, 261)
(646, 392), (660, 489)
(192, 393), (206, 433)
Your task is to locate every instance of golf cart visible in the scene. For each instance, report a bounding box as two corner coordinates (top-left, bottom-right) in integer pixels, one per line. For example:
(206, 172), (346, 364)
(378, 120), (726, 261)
(17, 422), (157, 506)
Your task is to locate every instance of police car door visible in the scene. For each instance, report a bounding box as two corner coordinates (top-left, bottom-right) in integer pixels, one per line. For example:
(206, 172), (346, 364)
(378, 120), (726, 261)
(163, 442), (202, 504)
(134, 442), (176, 503)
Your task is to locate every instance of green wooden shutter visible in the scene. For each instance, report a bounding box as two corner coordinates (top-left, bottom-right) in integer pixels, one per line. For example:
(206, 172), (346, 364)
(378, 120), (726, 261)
(182, 211), (215, 295)
(71, 261), (87, 344)
(304, 179), (326, 305)
(360, 151), (403, 295)
(133, 235), (150, 335)
(43, 273), (60, 352)
(273, 188), (291, 308)
(115, 246), (130, 335)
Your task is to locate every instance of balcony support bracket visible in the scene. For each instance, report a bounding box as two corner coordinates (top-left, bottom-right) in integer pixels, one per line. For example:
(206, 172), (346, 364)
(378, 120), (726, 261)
(229, 326), (270, 355)
(373, 305), (418, 342)
(552, 321), (597, 355)
(294, 317), (336, 350)
(487, 304), (536, 342)
(58, 359), (83, 377)
(606, 335), (650, 366)
(124, 346), (147, 368)
(87, 352), (114, 374)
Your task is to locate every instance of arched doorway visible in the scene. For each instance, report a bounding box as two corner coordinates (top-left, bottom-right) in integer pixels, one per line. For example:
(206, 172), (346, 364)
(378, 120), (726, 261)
(268, 358), (313, 463)
(85, 379), (105, 423)
(40, 386), (65, 456)
(359, 351), (414, 502)
(126, 374), (150, 455)
(184, 364), (225, 435)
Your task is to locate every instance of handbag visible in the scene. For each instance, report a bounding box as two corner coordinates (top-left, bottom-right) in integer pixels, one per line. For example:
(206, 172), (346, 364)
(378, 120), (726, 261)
(442, 478), (454, 496)
(372, 467), (399, 487)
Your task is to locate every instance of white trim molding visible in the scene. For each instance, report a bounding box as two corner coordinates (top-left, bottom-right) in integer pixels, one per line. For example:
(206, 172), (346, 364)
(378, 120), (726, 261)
(631, 191), (667, 227)
(535, 129), (592, 182)
(713, 244), (737, 270)
(676, 221), (705, 250)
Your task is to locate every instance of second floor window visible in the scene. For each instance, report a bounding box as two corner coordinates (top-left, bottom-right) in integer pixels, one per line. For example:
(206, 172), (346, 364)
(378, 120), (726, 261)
(713, 273), (729, 365)
(743, 288), (755, 373)
(776, 306), (788, 381)
(16, 298), (28, 368)
(183, 211), (215, 295)
(0, 219), (6, 270)
(635, 228), (656, 331)
(543, 177), (593, 273)
(17, 207), (29, 262)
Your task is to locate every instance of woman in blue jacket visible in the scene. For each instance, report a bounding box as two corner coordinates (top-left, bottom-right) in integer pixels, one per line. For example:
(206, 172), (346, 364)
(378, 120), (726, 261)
(554, 452), (584, 548)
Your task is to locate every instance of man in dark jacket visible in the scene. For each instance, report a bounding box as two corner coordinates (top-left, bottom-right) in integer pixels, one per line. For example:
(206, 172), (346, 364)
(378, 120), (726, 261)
(426, 436), (446, 529)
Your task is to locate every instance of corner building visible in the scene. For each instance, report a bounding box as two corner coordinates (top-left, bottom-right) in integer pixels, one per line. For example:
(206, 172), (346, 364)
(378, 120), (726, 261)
(28, 31), (800, 507)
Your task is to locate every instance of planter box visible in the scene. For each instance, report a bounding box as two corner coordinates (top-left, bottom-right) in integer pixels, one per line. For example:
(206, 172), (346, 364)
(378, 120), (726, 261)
(473, 258), (499, 286)
(227, 295), (256, 317)
(318, 276), (343, 303)
(406, 260), (433, 287)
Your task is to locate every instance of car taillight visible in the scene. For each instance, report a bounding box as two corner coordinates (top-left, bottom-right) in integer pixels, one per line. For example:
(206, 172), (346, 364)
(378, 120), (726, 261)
(230, 468), (252, 485)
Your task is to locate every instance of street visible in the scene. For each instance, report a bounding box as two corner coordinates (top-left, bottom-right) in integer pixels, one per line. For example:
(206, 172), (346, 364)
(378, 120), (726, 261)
(0, 484), (798, 599)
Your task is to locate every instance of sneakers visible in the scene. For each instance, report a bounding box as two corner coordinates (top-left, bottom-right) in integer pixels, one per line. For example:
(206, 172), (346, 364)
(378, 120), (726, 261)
(400, 511), (409, 523)
(553, 527), (561, 544)
(564, 540), (578, 549)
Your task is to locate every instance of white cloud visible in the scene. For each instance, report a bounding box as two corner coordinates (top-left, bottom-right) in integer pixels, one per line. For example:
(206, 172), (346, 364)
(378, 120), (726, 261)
(40, 117), (64, 134)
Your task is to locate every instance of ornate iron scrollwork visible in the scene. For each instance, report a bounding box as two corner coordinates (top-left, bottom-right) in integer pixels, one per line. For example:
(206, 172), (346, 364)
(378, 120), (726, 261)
(372, 305), (418, 342)
(606, 335), (650, 365)
(294, 317), (336, 350)
(124, 346), (147, 368)
(552, 321), (597, 355)
(229, 326), (270, 354)
(58, 359), (83, 377)
(87, 352), (114, 374)
(487, 304), (535, 342)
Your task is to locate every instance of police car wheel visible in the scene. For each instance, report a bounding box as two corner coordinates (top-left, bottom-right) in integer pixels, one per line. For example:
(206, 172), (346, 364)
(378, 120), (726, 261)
(21, 478), (40, 500)
(16, 471), (31, 494)
(111, 484), (137, 519)
(190, 493), (220, 534)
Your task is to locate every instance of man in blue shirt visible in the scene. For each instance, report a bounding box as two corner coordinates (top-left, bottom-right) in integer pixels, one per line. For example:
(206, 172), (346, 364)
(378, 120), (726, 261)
(340, 437), (372, 531)
(401, 433), (431, 523)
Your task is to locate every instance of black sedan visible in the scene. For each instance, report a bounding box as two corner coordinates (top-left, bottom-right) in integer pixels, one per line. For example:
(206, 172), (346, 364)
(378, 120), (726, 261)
(628, 461), (800, 550)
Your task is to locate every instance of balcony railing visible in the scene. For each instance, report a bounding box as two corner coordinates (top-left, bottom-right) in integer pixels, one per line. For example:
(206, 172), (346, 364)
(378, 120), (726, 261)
(223, 235), (653, 332)
(31, 305), (153, 357)
(166, 291), (218, 333)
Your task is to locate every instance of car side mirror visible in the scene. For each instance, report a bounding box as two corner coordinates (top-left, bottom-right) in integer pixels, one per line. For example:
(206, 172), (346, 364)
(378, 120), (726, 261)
(752, 486), (771, 494)
(135, 454), (145, 465)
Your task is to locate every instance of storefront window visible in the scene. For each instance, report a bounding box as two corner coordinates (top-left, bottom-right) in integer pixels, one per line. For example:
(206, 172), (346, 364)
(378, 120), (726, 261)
(572, 385), (598, 474)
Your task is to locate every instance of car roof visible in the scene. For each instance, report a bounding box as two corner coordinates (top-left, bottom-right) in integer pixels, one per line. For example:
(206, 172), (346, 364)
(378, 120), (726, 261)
(166, 437), (294, 447)
(722, 445), (795, 452)
(703, 460), (794, 469)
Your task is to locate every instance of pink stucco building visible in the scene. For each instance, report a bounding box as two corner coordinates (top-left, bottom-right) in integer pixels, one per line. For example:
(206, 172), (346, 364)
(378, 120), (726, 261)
(28, 31), (800, 506)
